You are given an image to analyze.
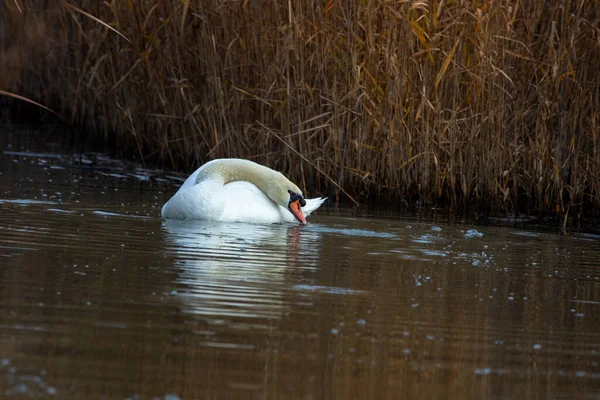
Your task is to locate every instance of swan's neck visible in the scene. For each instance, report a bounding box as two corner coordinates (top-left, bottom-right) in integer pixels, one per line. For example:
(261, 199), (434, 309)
(197, 159), (300, 206)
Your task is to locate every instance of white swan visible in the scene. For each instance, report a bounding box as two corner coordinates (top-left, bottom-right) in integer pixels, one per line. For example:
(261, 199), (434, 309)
(161, 158), (326, 224)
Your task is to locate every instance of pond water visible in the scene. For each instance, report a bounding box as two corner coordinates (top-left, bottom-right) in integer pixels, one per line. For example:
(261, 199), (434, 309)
(1, 126), (600, 399)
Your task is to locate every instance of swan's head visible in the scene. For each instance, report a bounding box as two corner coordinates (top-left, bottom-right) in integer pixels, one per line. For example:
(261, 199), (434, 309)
(266, 176), (307, 225)
(287, 189), (307, 225)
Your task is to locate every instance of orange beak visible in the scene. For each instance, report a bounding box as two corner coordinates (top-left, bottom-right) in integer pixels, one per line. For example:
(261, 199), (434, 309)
(288, 199), (307, 225)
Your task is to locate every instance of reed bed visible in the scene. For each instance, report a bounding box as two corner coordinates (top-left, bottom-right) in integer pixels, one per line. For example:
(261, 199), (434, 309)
(2, 0), (600, 220)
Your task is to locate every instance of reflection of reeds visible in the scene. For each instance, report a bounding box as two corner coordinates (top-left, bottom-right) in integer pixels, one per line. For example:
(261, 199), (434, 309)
(2, 1), (600, 219)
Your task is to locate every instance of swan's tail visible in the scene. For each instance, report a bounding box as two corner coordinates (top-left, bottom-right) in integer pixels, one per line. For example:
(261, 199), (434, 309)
(303, 197), (327, 217)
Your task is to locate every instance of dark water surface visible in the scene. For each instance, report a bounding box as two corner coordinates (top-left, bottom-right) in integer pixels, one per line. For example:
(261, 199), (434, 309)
(1, 127), (600, 399)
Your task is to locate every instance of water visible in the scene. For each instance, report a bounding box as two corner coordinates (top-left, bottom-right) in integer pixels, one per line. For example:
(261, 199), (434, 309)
(1, 127), (600, 399)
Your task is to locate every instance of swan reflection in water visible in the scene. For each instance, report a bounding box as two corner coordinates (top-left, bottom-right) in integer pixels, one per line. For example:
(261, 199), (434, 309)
(161, 219), (322, 321)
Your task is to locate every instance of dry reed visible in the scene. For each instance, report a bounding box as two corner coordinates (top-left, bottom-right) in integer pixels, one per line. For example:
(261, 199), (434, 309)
(2, 0), (600, 223)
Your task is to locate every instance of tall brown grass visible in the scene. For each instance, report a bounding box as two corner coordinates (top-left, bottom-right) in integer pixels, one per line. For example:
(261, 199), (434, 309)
(2, 0), (600, 221)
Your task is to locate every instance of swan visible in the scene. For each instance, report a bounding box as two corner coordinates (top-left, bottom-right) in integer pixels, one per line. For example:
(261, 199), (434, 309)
(161, 158), (326, 224)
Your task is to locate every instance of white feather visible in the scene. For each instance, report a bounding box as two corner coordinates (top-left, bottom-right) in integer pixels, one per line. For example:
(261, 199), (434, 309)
(161, 159), (326, 224)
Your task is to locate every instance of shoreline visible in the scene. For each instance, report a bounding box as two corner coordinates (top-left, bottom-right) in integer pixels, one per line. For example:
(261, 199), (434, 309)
(1, 121), (599, 235)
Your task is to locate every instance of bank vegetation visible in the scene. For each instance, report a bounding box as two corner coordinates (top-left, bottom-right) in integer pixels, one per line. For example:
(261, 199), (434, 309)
(2, 0), (600, 222)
